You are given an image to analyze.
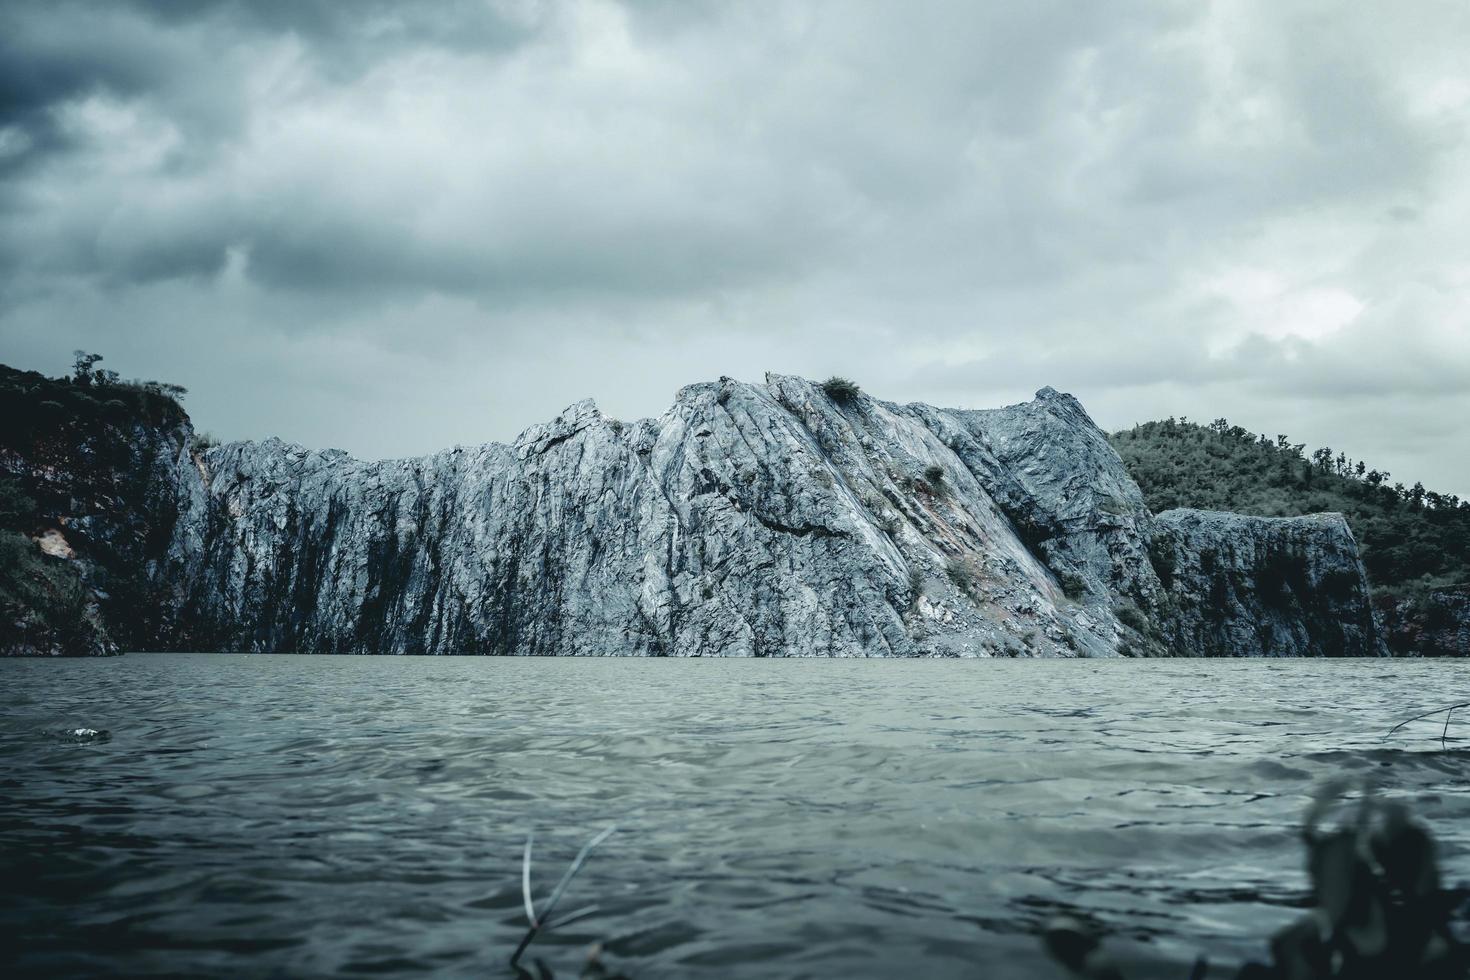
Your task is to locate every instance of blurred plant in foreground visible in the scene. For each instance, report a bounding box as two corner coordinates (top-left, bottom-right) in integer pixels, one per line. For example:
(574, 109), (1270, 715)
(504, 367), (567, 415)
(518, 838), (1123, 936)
(1044, 780), (1467, 979)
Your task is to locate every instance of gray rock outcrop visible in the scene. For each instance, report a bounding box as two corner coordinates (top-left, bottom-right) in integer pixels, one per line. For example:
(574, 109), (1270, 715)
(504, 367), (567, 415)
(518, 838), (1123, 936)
(154, 374), (1385, 657)
(1148, 509), (1385, 657)
(1378, 585), (1470, 656)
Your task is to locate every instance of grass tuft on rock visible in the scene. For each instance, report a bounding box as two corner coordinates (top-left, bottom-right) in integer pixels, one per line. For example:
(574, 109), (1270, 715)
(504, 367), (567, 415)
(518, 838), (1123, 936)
(820, 376), (861, 403)
(945, 559), (977, 595)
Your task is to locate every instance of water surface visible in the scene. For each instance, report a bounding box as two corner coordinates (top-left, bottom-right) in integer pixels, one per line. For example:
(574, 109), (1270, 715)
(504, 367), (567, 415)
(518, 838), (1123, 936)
(3, 655), (1468, 978)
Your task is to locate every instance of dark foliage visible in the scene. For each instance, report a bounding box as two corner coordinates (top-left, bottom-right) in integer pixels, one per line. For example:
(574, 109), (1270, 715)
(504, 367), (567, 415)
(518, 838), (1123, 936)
(820, 376), (862, 403)
(1113, 601), (1151, 635)
(1058, 572), (1087, 600)
(908, 568), (924, 608)
(0, 532), (102, 654)
(0, 477), (35, 532)
(946, 559), (978, 595)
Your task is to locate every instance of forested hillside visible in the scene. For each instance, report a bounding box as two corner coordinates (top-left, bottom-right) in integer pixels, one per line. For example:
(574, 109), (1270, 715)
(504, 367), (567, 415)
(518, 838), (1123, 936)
(0, 354), (194, 655)
(1111, 418), (1470, 655)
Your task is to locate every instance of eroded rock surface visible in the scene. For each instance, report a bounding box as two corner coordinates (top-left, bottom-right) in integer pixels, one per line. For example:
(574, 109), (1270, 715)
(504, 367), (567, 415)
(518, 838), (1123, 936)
(156, 374), (1385, 657)
(1377, 585), (1470, 657)
(1149, 510), (1385, 657)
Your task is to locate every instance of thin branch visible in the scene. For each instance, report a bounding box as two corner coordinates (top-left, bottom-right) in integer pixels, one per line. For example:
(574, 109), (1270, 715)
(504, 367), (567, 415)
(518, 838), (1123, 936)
(522, 834), (537, 926)
(510, 924), (539, 970)
(546, 904), (600, 930)
(509, 825), (617, 969)
(541, 825), (617, 926)
(1386, 702), (1470, 748)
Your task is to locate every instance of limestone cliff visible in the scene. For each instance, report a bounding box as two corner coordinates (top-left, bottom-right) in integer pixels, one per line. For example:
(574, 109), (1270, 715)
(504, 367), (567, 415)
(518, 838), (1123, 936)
(149, 374), (1383, 657)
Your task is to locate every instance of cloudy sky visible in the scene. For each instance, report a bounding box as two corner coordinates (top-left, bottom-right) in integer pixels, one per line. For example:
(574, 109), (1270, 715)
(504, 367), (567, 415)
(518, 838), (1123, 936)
(2, 1), (1468, 494)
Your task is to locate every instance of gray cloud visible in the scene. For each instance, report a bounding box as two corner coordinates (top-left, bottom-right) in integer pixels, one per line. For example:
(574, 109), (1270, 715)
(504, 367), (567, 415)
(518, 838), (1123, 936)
(1, 0), (1467, 495)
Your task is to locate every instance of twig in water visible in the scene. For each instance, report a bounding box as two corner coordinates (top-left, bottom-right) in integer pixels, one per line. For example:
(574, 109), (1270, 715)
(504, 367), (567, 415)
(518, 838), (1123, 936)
(511, 825), (618, 969)
(1385, 701), (1470, 749)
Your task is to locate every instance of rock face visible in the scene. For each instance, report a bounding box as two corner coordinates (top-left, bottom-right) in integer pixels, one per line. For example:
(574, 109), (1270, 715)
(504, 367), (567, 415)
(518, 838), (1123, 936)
(1148, 510), (1384, 657)
(152, 374), (1385, 657)
(1377, 585), (1470, 657)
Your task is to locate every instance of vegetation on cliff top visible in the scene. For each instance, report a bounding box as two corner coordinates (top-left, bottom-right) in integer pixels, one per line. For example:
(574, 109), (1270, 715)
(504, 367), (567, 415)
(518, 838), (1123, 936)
(0, 354), (190, 655)
(1111, 417), (1470, 654)
(819, 376), (861, 402)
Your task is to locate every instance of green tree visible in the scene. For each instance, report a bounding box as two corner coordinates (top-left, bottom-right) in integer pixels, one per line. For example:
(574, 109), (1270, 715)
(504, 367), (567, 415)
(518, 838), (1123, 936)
(72, 351), (103, 384)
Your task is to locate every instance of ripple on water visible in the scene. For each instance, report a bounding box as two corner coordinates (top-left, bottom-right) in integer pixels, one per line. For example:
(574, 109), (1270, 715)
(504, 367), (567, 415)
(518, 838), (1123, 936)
(41, 727), (111, 744)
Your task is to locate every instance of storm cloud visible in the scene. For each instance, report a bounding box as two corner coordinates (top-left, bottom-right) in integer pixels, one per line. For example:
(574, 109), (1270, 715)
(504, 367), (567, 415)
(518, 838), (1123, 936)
(2, 0), (1467, 494)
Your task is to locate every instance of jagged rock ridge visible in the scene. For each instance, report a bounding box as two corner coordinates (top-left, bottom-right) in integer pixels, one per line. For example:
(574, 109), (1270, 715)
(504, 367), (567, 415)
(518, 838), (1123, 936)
(156, 374), (1384, 657)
